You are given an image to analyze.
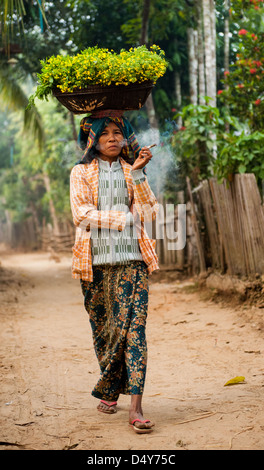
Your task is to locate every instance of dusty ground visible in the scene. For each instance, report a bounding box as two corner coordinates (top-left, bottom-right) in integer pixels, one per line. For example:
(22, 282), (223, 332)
(0, 250), (264, 451)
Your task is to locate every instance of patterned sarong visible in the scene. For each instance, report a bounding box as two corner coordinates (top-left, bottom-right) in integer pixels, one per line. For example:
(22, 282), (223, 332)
(80, 261), (149, 401)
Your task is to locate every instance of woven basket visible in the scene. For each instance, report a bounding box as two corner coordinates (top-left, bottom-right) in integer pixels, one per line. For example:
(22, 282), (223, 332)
(52, 81), (154, 114)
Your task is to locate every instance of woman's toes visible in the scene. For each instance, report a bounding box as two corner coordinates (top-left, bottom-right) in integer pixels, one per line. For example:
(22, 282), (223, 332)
(97, 400), (117, 414)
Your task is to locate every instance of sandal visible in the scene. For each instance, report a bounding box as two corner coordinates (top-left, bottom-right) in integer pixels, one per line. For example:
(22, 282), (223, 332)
(97, 400), (117, 414)
(129, 418), (154, 434)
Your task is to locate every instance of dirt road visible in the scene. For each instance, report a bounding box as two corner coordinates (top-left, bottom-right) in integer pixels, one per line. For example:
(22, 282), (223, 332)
(0, 251), (263, 450)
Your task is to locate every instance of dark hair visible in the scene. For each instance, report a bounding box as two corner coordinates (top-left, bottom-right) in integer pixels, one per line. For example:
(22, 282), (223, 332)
(77, 117), (136, 166)
(79, 146), (99, 164)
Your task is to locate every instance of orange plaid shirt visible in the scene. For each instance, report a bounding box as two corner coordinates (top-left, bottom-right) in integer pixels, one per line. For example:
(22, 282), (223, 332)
(70, 157), (159, 281)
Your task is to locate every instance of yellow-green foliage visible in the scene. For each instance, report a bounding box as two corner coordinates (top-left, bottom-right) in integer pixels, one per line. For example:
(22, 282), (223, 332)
(28, 45), (168, 107)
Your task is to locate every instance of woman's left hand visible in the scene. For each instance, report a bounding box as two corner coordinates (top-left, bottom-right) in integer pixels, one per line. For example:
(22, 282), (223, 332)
(131, 147), (153, 171)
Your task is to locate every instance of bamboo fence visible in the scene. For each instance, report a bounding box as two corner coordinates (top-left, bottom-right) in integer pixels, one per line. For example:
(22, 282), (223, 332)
(1, 173), (263, 277)
(156, 173), (264, 277)
(208, 174), (264, 276)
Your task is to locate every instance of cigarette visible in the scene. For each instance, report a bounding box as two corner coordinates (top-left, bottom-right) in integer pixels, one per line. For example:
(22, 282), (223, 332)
(147, 144), (157, 149)
(140, 143), (157, 159)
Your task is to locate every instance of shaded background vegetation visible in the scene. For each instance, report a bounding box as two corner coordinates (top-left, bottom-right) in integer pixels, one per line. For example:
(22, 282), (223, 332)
(0, 0), (263, 236)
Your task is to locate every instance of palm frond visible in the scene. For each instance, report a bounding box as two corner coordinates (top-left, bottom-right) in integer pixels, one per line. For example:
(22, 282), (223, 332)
(0, 0), (49, 48)
(0, 65), (45, 149)
(0, 0), (26, 48)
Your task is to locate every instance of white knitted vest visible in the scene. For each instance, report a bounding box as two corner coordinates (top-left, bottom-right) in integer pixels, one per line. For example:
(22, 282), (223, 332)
(90, 157), (144, 266)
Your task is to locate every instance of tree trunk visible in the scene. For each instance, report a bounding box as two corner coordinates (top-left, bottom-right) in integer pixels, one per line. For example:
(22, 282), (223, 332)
(224, 0), (230, 76)
(144, 96), (159, 128)
(175, 71), (182, 127)
(140, 0), (150, 45)
(203, 0), (211, 99)
(224, 0), (230, 131)
(187, 27), (198, 105)
(175, 72), (182, 108)
(29, 202), (41, 241)
(210, 0), (217, 106)
(196, 0), (206, 104)
(69, 112), (78, 142)
(140, 0), (159, 129)
(43, 173), (60, 235)
(4, 208), (12, 246)
(202, 0), (216, 106)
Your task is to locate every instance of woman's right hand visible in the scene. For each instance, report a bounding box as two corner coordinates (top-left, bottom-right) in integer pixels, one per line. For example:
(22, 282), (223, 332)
(131, 147), (153, 171)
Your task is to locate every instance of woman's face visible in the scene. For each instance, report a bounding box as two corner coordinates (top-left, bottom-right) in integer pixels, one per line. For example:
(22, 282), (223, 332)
(96, 122), (125, 161)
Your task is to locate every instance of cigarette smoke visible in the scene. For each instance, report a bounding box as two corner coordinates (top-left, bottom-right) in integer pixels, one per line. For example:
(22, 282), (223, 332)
(135, 118), (179, 199)
(61, 114), (179, 199)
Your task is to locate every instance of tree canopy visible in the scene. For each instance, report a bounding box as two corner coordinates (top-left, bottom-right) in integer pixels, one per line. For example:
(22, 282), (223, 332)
(0, 0), (263, 237)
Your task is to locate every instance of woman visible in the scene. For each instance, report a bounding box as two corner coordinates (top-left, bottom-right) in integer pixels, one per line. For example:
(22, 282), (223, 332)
(70, 111), (159, 433)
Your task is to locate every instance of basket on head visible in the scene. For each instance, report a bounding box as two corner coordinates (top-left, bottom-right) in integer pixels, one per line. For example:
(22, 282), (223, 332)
(52, 81), (154, 114)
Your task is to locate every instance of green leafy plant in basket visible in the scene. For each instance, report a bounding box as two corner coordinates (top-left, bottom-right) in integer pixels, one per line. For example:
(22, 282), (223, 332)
(27, 45), (168, 109)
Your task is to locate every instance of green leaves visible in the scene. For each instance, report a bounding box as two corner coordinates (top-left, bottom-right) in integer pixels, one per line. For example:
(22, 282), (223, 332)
(213, 128), (264, 182)
(171, 102), (222, 185)
(219, 2), (264, 132)
(0, 63), (45, 150)
(0, 0), (26, 46)
(27, 45), (168, 108)
(171, 100), (264, 187)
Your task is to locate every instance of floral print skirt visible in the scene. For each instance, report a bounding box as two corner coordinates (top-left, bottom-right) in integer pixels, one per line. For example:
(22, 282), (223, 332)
(80, 261), (149, 401)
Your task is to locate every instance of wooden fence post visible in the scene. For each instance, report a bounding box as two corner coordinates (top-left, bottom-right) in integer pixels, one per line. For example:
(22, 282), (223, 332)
(186, 177), (206, 273)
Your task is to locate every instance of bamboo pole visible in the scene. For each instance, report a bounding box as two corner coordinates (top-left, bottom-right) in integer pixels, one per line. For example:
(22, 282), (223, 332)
(186, 177), (206, 273)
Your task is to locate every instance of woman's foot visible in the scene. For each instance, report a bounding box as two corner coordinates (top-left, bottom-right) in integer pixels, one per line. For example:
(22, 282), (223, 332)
(129, 395), (154, 433)
(97, 400), (117, 414)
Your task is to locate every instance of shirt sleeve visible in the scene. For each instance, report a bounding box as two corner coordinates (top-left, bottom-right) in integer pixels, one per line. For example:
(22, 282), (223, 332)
(130, 168), (159, 222)
(131, 168), (146, 185)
